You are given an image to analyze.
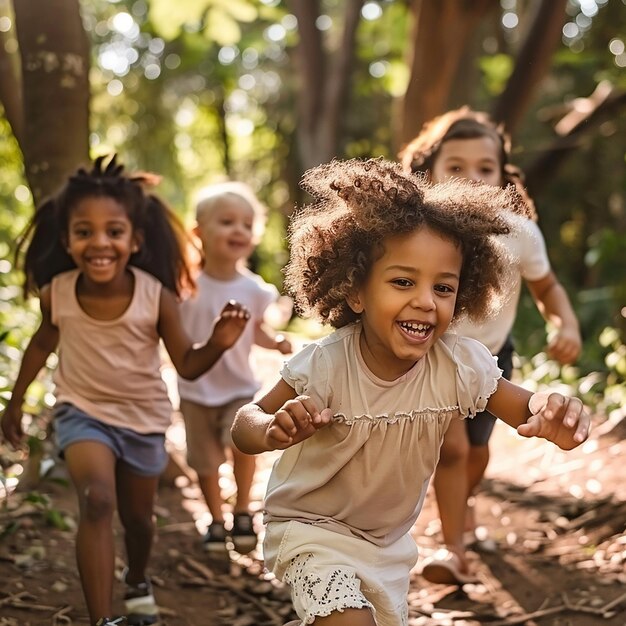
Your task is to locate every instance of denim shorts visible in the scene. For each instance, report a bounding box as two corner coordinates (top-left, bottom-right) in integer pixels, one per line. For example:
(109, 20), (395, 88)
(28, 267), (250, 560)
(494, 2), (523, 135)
(466, 337), (515, 446)
(54, 403), (168, 477)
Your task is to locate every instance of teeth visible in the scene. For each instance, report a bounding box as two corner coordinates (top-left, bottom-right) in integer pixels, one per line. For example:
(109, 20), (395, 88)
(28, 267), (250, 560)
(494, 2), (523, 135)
(400, 321), (431, 333)
(89, 258), (113, 266)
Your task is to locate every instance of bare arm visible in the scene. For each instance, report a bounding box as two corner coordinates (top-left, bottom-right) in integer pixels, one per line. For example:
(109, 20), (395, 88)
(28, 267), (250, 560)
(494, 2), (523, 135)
(486, 378), (589, 451)
(158, 289), (250, 380)
(253, 320), (292, 354)
(231, 378), (332, 454)
(526, 271), (581, 364)
(1, 286), (59, 448)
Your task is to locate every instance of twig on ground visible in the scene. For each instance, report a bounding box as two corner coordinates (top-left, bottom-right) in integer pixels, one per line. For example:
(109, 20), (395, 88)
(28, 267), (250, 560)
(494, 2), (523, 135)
(489, 590), (626, 625)
(51, 604), (73, 625)
(180, 556), (283, 625)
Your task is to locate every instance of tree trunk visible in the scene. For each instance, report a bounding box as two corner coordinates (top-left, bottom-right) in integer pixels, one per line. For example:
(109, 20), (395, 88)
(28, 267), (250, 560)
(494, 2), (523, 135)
(13, 0), (90, 204)
(398, 0), (494, 148)
(292, 0), (363, 172)
(0, 19), (23, 146)
(492, 0), (568, 133)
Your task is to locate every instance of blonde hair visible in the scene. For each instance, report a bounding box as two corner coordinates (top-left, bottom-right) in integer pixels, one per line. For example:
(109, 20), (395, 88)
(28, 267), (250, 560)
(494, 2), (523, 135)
(194, 181), (267, 244)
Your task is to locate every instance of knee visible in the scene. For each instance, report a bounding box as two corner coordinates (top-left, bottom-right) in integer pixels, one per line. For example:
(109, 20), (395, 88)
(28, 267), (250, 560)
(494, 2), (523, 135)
(119, 507), (154, 536)
(79, 482), (115, 522)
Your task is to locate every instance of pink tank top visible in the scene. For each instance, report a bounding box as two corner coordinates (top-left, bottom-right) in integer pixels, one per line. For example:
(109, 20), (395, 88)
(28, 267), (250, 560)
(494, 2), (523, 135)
(51, 267), (172, 433)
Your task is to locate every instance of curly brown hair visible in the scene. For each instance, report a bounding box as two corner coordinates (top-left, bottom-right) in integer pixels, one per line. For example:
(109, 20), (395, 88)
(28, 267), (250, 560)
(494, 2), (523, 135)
(397, 106), (537, 220)
(284, 157), (531, 329)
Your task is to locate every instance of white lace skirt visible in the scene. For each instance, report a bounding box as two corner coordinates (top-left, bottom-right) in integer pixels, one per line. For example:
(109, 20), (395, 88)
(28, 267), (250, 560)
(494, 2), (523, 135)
(264, 520), (418, 626)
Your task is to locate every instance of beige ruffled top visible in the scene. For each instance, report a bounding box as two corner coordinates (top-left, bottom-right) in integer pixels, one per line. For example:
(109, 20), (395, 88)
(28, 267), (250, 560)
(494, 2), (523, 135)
(263, 322), (501, 548)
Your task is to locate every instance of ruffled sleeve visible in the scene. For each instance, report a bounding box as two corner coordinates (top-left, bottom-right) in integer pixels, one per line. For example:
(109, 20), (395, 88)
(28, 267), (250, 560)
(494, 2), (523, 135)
(442, 334), (502, 418)
(280, 340), (331, 410)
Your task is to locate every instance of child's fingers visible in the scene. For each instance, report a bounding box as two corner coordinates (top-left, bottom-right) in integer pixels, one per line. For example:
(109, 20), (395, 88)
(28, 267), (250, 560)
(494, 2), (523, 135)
(222, 299), (251, 320)
(517, 414), (541, 438)
(570, 404), (591, 443)
(266, 419), (294, 446)
(312, 407), (334, 427)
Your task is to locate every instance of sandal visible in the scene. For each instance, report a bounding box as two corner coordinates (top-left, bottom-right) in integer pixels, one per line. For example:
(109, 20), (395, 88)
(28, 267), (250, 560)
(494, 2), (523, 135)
(420, 548), (478, 585)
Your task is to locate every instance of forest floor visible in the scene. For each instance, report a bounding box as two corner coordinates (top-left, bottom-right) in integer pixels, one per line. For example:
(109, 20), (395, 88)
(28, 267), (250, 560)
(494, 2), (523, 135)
(1, 343), (625, 626)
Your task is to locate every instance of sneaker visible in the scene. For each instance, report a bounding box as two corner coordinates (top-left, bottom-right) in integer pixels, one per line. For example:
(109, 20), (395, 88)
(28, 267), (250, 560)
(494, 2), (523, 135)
(123, 572), (159, 626)
(96, 619), (127, 626)
(203, 521), (228, 554)
(230, 512), (258, 554)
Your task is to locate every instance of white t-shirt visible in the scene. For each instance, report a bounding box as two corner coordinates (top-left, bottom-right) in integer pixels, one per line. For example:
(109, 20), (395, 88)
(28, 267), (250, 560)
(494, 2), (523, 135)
(177, 269), (279, 407)
(453, 215), (551, 353)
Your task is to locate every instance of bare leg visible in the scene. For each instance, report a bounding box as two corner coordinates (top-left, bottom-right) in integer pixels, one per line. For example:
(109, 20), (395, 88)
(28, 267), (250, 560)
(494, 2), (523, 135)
(467, 443), (490, 498)
(432, 419), (470, 563)
(231, 446), (256, 513)
(196, 471), (225, 523)
(466, 443), (491, 538)
(116, 463), (159, 586)
(64, 441), (118, 625)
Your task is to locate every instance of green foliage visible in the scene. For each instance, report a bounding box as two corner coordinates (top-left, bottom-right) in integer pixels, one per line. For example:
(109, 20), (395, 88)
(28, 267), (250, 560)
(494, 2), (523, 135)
(479, 54), (514, 96)
(23, 491), (72, 531)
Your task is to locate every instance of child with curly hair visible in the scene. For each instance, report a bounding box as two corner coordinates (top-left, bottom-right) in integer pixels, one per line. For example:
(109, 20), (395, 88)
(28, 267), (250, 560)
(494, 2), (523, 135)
(1, 156), (250, 626)
(399, 107), (581, 584)
(231, 157), (589, 626)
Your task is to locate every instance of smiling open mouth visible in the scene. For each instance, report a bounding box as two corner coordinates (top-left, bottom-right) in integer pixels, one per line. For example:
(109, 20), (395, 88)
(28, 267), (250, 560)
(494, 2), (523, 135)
(398, 321), (432, 337)
(87, 258), (114, 266)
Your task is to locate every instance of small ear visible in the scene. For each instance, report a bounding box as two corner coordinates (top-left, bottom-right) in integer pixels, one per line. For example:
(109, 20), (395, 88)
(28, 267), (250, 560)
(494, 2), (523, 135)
(132, 230), (144, 253)
(346, 292), (363, 314)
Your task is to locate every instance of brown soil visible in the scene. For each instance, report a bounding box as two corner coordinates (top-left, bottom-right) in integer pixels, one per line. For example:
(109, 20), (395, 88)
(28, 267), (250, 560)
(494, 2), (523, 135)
(1, 347), (625, 625)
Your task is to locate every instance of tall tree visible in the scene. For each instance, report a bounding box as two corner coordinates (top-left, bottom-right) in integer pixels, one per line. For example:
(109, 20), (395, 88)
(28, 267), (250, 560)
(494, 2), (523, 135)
(398, 0), (494, 147)
(291, 0), (363, 170)
(0, 0), (90, 203)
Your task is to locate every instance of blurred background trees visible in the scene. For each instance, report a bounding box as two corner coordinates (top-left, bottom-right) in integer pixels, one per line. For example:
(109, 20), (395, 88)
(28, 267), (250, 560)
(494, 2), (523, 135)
(1, 0), (625, 423)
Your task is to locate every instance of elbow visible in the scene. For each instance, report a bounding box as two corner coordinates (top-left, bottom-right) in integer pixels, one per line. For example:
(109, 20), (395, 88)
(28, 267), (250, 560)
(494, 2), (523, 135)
(178, 369), (201, 381)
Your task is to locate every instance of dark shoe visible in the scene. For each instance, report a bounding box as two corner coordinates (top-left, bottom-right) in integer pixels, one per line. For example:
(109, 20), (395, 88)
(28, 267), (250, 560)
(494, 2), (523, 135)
(96, 619), (127, 626)
(230, 512), (258, 554)
(123, 572), (159, 626)
(203, 521), (228, 554)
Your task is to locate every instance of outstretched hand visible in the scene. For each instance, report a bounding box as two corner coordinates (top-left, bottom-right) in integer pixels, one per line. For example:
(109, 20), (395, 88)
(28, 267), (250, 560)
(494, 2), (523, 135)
(1, 404), (26, 450)
(546, 326), (582, 365)
(211, 299), (250, 350)
(517, 392), (590, 450)
(265, 394), (333, 450)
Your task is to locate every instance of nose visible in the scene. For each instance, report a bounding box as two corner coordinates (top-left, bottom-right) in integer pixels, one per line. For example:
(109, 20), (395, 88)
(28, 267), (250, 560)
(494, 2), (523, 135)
(91, 230), (110, 247)
(410, 288), (435, 311)
(467, 170), (484, 183)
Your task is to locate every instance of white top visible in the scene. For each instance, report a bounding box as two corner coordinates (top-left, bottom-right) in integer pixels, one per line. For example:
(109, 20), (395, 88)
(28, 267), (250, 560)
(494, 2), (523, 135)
(51, 267), (173, 434)
(454, 215), (551, 353)
(263, 323), (502, 548)
(177, 269), (279, 407)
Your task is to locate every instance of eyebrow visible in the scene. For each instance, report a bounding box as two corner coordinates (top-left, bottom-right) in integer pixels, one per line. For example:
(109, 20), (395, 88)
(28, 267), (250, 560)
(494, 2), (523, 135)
(443, 156), (498, 164)
(384, 265), (460, 280)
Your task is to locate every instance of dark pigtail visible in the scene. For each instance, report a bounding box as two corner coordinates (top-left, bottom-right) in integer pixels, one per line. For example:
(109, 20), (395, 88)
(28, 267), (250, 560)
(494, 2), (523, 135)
(16, 199), (76, 298)
(131, 193), (196, 296)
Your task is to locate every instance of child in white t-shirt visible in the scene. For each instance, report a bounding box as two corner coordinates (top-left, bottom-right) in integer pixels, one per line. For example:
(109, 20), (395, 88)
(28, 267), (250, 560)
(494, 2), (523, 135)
(231, 158), (590, 626)
(399, 107), (581, 583)
(178, 182), (292, 554)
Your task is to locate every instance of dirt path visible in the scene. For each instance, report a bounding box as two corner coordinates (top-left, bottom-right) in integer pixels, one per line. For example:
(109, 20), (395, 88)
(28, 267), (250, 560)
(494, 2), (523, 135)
(1, 345), (625, 625)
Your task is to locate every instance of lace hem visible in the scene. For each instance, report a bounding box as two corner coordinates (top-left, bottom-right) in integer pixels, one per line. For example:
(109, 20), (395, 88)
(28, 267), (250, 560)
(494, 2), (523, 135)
(284, 553), (374, 623)
(333, 406), (458, 425)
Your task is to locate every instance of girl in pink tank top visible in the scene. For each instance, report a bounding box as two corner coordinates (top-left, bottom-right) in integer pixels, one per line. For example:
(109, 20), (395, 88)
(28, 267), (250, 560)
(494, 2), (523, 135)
(1, 155), (250, 626)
